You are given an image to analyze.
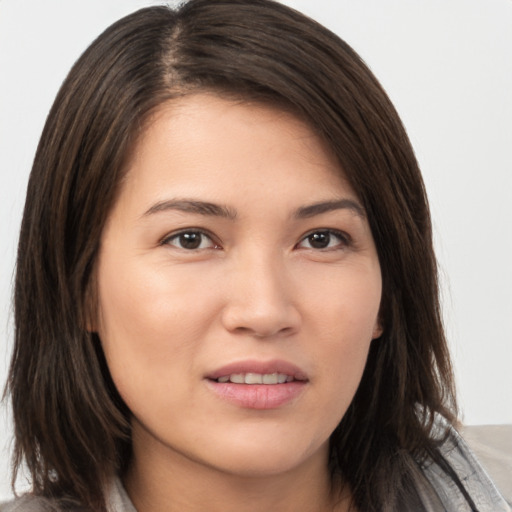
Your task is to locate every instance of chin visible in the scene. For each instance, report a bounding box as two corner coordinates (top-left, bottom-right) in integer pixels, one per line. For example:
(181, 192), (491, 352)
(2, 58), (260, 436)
(201, 432), (330, 478)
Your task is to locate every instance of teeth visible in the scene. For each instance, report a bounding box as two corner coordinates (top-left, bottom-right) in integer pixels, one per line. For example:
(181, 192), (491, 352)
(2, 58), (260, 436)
(245, 373), (262, 384)
(263, 373), (278, 384)
(216, 373), (294, 384)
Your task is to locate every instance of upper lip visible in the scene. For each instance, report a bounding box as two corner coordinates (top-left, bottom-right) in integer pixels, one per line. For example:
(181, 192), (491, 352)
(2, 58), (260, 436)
(206, 359), (309, 381)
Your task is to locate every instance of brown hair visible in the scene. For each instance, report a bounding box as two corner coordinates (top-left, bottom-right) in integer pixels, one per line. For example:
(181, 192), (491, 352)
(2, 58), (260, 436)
(7, 1), (457, 510)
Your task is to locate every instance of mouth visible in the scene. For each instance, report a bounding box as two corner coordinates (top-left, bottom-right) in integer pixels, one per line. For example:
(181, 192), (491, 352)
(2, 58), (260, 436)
(206, 360), (308, 384)
(214, 373), (296, 384)
(205, 360), (308, 409)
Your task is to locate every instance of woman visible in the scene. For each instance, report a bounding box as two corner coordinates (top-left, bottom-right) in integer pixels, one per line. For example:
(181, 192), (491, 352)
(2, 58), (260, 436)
(3, 0), (509, 511)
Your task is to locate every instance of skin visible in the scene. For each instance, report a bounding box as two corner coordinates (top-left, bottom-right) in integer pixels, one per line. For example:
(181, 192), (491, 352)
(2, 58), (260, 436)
(95, 94), (383, 512)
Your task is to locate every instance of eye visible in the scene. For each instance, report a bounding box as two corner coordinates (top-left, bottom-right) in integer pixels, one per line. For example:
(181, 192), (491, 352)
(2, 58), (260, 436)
(162, 230), (220, 250)
(297, 230), (350, 250)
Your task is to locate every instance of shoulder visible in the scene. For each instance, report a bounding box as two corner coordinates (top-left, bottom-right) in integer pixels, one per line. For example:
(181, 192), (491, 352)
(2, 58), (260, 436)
(0, 494), (88, 512)
(0, 479), (135, 512)
(420, 420), (511, 511)
(0, 495), (57, 512)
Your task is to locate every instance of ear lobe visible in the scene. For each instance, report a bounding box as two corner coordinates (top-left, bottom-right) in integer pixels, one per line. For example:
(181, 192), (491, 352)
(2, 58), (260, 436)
(83, 281), (99, 333)
(84, 317), (97, 334)
(83, 307), (97, 334)
(372, 319), (383, 340)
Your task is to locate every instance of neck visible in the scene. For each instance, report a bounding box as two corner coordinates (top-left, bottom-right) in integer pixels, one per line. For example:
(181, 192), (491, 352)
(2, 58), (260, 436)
(123, 429), (351, 512)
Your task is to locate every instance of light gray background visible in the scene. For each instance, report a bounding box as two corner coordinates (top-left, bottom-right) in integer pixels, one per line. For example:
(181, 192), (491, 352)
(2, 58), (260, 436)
(1, 0), (511, 500)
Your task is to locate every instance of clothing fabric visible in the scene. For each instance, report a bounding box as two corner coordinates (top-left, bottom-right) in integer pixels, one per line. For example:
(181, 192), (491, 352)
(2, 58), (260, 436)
(413, 426), (511, 511)
(1, 426), (510, 512)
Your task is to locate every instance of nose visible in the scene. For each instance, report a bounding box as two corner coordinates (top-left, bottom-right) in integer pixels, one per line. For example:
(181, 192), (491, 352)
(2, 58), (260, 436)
(220, 252), (301, 339)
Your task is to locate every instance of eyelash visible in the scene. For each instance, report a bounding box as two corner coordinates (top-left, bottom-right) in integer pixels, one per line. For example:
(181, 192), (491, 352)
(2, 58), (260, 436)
(161, 228), (351, 252)
(295, 229), (351, 251)
(161, 229), (220, 251)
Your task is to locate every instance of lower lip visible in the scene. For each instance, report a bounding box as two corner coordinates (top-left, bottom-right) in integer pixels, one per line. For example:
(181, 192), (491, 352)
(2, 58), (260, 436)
(206, 380), (307, 409)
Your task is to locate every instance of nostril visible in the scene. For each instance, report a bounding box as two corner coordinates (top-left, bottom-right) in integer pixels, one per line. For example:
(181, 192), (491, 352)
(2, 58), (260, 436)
(220, 289), (301, 338)
(232, 325), (295, 339)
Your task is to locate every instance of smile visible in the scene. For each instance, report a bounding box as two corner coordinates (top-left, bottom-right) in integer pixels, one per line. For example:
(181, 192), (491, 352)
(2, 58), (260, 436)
(216, 373), (295, 384)
(205, 361), (308, 409)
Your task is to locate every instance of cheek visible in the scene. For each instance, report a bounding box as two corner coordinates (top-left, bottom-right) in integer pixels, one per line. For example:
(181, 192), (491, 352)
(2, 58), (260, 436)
(97, 255), (214, 344)
(302, 264), (381, 405)
(304, 261), (382, 340)
(95, 258), (211, 403)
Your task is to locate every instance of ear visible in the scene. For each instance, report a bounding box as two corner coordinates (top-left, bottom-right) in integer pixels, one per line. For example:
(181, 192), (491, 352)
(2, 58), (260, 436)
(84, 307), (98, 334)
(372, 317), (383, 340)
(83, 280), (99, 333)
(85, 316), (97, 334)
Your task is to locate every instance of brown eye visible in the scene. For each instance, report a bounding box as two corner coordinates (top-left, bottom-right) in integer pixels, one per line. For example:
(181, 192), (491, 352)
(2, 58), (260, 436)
(164, 231), (218, 250)
(297, 230), (348, 250)
(307, 232), (331, 249)
(178, 232), (203, 249)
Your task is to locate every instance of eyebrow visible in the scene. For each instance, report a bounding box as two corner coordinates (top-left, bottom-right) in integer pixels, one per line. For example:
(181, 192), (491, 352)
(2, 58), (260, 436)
(294, 199), (366, 219)
(142, 199), (237, 220)
(142, 197), (365, 221)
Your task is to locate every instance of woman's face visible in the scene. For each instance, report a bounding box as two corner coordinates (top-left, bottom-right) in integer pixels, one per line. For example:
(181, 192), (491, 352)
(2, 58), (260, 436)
(96, 94), (382, 478)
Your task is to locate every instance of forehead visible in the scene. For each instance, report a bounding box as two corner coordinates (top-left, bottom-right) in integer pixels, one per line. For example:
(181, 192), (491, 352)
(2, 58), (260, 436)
(123, 93), (348, 194)
(112, 95), (366, 228)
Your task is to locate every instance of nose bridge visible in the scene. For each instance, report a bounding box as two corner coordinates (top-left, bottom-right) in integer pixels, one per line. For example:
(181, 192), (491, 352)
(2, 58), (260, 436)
(221, 244), (299, 337)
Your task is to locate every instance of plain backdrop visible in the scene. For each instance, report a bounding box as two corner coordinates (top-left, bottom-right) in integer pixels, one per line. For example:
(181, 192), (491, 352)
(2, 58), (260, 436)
(1, 0), (511, 500)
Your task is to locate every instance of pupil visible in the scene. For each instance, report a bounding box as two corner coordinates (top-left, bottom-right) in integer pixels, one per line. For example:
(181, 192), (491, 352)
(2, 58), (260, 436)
(180, 233), (201, 249)
(309, 232), (330, 249)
